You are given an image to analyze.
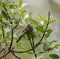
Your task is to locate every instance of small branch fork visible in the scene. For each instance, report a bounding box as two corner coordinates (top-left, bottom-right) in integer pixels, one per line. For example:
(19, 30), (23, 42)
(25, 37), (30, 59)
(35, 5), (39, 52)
(0, 21), (21, 59)
(0, 12), (50, 59)
(0, 48), (6, 59)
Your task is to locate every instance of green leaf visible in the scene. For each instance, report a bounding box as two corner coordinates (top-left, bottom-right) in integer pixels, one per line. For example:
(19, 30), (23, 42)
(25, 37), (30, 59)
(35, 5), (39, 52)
(36, 25), (44, 32)
(31, 20), (39, 26)
(50, 54), (59, 59)
(20, 9), (26, 13)
(0, 14), (3, 19)
(15, 19), (20, 24)
(14, 43), (33, 54)
(0, 34), (2, 40)
(1, 10), (9, 20)
(38, 14), (56, 25)
(9, 4), (17, 9)
(49, 19), (57, 24)
(43, 43), (51, 52)
(30, 19), (39, 26)
(0, 2), (7, 7)
(21, 3), (27, 8)
(45, 28), (53, 38)
(19, 0), (22, 7)
(14, 43), (32, 53)
(14, 43), (26, 51)
(0, 24), (2, 30)
(20, 9), (26, 18)
(38, 14), (46, 21)
(30, 32), (36, 38)
(45, 19), (56, 25)
(54, 44), (60, 49)
(5, 32), (11, 41)
(44, 55), (52, 59)
(38, 15), (56, 25)
(49, 40), (58, 45)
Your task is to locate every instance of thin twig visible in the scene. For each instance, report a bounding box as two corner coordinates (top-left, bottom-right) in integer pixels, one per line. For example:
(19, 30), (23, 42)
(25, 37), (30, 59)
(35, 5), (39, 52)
(27, 33), (37, 57)
(30, 32), (37, 57)
(0, 48), (4, 54)
(34, 12), (50, 48)
(3, 6), (7, 12)
(16, 27), (30, 43)
(39, 52), (44, 54)
(16, 32), (25, 43)
(13, 24), (19, 31)
(0, 20), (7, 26)
(9, 28), (13, 51)
(4, 48), (6, 59)
(0, 19), (20, 59)
(3, 6), (10, 19)
(9, 23), (19, 51)
(27, 33), (33, 50)
(2, 24), (4, 39)
(11, 51), (21, 59)
(0, 52), (9, 58)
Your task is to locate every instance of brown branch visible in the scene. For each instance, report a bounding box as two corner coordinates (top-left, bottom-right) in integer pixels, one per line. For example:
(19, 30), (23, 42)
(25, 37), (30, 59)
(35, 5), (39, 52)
(34, 12), (50, 48)
(3, 6), (10, 19)
(12, 19), (21, 31)
(16, 30), (27, 43)
(39, 52), (44, 54)
(9, 28), (13, 51)
(11, 51), (21, 59)
(0, 20), (7, 26)
(9, 23), (19, 51)
(30, 32), (37, 57)
(0, 48), (6, 59)
(0, 13), (20, 59)
(0, 52), (9, 58)
(0, 48), (5, 54)
(13, 24), (19, 31)
(1, 21), (5, 39)
(3, 6), (7, 12)
(3, 48), (6, 59)
(27, 33), (37, 57)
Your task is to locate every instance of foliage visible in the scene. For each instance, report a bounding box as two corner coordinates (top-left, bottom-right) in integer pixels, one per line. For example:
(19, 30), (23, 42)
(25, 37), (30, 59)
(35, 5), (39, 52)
(0, 0), (60, 59)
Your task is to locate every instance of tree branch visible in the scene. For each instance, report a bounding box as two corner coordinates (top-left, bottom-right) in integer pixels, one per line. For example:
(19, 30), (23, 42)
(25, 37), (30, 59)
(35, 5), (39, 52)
(0, 52), (9, 58)
(30, 32), (37, 57)
(0, 20), (7, 26)
(9, 28), (13, 51)
(11, 51), (21, 59)
(34, 12), (50, 48)
(1, 20), (5, 39)
(27, 33), (37, 57)
(0, 48), (5, 54)
(3, 48), (6, 59)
